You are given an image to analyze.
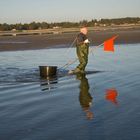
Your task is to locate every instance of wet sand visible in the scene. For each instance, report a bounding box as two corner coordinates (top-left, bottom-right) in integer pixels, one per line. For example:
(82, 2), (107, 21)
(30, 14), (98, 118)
(0, 45), (140, 140)
(0, 29), (140, 51)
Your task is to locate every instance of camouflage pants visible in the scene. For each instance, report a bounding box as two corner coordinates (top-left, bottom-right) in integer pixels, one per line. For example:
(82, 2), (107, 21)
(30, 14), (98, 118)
(76, 44), (89, 72)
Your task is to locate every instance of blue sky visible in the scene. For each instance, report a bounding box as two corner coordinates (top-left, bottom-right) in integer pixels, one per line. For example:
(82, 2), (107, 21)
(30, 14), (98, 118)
(0, 0), (140, 24)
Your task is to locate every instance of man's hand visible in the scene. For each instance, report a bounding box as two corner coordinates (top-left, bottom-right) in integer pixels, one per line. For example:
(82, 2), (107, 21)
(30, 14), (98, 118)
(84, 39), (90, 44)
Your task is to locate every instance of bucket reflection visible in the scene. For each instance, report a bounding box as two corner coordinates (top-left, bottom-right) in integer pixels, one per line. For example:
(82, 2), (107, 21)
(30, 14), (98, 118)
(40, 76), (58, 91)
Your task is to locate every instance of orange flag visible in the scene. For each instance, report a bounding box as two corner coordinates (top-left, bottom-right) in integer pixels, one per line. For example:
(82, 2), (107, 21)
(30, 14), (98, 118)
(104, 35), (118, 52)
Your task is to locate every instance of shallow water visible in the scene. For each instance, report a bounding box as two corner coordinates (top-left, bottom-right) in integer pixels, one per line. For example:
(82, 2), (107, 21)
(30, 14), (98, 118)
(0, 44), (140, 140)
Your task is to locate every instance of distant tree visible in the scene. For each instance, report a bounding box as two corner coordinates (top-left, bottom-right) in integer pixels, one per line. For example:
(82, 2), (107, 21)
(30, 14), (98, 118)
(0, 17), (140, 31)
(21, 24), (28, 30)
(40, 22), (49, 29)
(79, 20), (88, 27)
(28, 22), (39, 30)
(0, 23), (11, 31)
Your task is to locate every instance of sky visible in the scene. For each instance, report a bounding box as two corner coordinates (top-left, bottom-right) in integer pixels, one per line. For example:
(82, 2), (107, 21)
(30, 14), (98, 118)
(0, 0), (140, 24)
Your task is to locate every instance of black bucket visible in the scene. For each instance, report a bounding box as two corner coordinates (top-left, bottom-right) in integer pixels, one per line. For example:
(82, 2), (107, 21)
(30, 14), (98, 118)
(39, 66), (57, 78)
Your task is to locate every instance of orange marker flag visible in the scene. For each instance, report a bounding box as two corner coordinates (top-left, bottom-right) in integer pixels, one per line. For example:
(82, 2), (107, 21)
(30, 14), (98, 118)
(104, 35), (118, 52)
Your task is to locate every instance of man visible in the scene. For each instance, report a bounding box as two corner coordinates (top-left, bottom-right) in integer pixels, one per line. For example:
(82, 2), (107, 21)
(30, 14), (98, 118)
(69, 27), (90, 74)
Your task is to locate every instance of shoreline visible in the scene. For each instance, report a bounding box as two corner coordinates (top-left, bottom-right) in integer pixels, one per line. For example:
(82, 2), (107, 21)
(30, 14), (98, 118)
(0, 29), (140, 52)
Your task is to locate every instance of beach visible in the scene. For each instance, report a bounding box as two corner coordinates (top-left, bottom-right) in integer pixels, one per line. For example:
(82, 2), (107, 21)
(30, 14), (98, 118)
(0, 29), (140, 140)
(0, 29), (140, 52)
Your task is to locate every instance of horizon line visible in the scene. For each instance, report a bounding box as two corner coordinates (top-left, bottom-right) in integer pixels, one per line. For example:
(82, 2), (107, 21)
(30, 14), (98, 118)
(1, 16), (140, 25)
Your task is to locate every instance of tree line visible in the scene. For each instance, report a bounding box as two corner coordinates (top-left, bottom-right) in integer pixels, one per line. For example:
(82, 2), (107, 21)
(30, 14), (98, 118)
(0, 17), (140, 31)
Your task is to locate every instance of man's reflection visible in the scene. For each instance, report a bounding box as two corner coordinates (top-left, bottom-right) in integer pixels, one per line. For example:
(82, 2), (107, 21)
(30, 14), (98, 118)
(76, 73), (94, 120)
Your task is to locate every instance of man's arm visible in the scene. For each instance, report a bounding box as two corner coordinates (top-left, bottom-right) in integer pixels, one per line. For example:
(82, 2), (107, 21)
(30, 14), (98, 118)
(76, 33), (90, 46)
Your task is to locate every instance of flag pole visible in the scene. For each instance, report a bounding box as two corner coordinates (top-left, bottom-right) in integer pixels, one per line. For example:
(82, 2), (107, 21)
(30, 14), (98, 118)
(59, 42), (104, 69)
(89, 42), (104, 54)
(59, 35), (118, 69)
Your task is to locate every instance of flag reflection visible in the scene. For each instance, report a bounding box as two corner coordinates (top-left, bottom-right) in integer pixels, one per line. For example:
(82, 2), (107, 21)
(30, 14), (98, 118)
(105, 88), (119, 105)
